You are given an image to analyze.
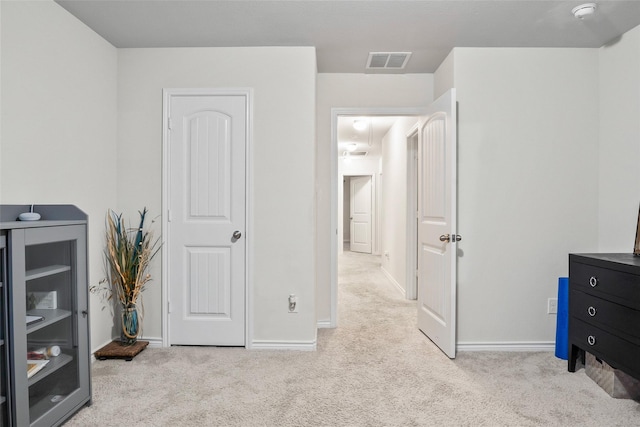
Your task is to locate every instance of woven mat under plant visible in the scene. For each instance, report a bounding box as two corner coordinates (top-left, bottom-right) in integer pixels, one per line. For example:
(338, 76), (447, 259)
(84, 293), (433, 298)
(94, 340), (148, 360)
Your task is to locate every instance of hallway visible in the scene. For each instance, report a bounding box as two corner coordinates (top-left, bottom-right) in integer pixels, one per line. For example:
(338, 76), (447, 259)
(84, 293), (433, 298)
(337, 248), (414, 328)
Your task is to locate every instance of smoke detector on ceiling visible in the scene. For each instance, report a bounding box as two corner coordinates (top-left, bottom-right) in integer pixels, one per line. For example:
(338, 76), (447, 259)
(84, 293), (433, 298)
(366, 52), (412, 70)
(572, 3), (597, 19)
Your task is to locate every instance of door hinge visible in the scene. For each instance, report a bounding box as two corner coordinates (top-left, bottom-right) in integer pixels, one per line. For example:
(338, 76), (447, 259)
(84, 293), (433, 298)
(416, 269), (419, 278)
(167, 209), (172, 222)
(168, 300), (171, 313)
(168, 118), (173, 130)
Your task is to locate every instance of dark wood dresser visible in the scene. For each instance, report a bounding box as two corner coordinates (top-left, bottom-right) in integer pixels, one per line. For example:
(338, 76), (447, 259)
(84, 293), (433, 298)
(568, 253), (640, 380)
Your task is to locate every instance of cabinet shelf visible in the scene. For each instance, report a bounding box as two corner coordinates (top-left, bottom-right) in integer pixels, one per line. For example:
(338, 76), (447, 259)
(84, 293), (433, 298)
(27, 353), (72, 387)
(25, 265), (70, 282)
(26, 309), (72, 334)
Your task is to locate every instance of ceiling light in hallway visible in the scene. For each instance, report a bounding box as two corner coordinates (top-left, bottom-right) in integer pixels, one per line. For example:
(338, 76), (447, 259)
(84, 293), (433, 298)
(353, 120), (367, 131)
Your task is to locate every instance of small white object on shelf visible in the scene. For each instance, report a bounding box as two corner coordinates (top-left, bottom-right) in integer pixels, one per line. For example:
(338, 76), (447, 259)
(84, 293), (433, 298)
(19, 212), (41, 221)
(19, 204), (41, 221)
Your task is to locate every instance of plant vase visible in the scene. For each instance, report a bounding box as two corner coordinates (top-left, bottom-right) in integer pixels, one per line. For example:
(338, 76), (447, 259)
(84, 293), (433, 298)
(121, 303), (140, 345)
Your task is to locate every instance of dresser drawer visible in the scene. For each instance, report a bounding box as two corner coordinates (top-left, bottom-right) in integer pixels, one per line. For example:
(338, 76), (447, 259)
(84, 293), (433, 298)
(570, 262), (640, 307)
(570, 318), (640, 380)
(570, 289), (640, 342)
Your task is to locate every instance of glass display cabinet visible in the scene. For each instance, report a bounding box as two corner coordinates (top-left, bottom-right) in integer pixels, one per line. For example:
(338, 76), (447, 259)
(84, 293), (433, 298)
(0, 205), (90, 426)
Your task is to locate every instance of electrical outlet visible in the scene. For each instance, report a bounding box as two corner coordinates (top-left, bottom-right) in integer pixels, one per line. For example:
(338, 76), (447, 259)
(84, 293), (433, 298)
(288, 294), (298, 313)
(547, 298), (558, 314)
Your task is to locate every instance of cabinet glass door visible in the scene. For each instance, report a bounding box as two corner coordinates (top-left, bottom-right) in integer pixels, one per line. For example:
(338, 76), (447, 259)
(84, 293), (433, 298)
(25, 237), (79, 421)
(1, 235), (9, 425)
(11, 225), (89, 426)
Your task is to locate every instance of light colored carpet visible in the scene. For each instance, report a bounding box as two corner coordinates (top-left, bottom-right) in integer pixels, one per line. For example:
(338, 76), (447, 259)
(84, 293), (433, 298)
(66, 250), (640, 426)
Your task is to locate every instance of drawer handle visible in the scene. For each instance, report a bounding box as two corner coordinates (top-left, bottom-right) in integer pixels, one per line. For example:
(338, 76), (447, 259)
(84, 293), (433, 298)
(587, 306), (597, 317)
(589, 276), (598, 287)
(587, 335), (596, 346)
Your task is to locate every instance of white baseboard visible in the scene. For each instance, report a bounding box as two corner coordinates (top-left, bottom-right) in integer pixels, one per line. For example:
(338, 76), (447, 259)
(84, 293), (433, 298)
(142, 337), (163, 348)
(317, 319), (334, 329)
(457, 341), (555, 352)
(91, 338), (114, 356)
(381, 266), (405, 297)
(250, 340), (317, 351)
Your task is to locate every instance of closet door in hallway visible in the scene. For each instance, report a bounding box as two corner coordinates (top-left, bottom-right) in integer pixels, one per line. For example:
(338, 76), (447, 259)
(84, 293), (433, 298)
(165, 90), (248, 346)
(349, 176), (372, 254)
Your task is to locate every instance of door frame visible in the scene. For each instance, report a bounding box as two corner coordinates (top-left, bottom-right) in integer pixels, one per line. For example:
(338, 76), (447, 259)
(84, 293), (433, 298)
(405, 124), (419, 300)
(162, 88), (253, 348)
(330, 107), (426, 328)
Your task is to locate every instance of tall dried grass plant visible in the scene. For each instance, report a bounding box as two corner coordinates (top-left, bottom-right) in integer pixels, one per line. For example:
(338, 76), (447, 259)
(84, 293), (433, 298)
(104, 208), (161, 308)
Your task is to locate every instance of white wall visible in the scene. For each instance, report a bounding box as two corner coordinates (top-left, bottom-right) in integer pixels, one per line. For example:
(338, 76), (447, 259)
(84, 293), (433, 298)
(117, 47), (317, 346)
(380, 117), (419, 296)
(316, 74), (433, 324)
(598, 25), (640, 251)
(433, 51), (455, 100)
(435, 48), (600, 345)
(0, 0), (119, 351)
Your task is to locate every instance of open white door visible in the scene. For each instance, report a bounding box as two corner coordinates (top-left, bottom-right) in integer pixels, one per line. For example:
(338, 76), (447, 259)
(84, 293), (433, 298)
(166, 90), (247, 346)
(417, 89), (458, 358)
(349, 176), (372, 254)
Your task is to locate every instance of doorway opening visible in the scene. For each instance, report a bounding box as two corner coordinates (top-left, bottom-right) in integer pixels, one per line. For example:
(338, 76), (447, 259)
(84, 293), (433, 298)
(330, 108), (425, 328)
(330, 90), (459, 358)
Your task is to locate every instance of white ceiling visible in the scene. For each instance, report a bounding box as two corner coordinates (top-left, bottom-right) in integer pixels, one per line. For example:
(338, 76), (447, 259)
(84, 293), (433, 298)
(55, 0), (640, 74)
(337, 116), (402, 158)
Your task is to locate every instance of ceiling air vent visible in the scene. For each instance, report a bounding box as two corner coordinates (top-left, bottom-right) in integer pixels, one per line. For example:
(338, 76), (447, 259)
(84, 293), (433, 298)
(366, 52), (412, 70)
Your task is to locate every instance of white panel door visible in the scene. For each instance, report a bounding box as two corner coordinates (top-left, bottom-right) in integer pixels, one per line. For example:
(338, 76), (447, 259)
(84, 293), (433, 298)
(350, 176), (372, 254)
(417, 89), (458, 358)
(168, 93), (246, 346)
